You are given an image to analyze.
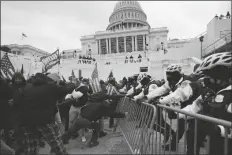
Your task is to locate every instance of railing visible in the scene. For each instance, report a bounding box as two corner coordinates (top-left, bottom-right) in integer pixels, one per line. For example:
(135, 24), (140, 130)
(220, 30), (232, 38)
(80, 35), (95, 39)
(202, 32), (231, 56)
(115, 97), (232, 155)
(150, 27), (168, 32)
(113, 97), (157, 154)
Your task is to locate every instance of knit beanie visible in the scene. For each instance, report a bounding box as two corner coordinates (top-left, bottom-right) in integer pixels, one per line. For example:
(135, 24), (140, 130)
(47, 73), (60, 83)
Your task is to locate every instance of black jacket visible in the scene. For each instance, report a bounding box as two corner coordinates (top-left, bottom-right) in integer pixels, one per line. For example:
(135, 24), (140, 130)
(81, 101), (125, 122)
(88, 92), (123, 102)
(0, 77), (13, 129)
(171, 75), (204, 109)
(14, 73), (75, 127)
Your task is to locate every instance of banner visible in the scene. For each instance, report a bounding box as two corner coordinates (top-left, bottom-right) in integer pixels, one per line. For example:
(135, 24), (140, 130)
(40, 49), (60, 72)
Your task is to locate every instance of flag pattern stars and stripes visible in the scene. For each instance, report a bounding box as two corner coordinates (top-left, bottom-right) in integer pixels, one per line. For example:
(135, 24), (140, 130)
(90, 63), (101, 93)
(91, 63), (99, 79)
(0, 53), (15, 79)
(106, 83), (119, 95)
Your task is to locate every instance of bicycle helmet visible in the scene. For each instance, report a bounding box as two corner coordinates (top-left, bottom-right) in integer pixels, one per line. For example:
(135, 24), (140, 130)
(197, 52), (231, 71)
(192, 70), (206, 80)
(137, 73), (148, 83)
(195, 52), (232, 79)
(166, 64), (182, 73)
(193, 63), (200, 72)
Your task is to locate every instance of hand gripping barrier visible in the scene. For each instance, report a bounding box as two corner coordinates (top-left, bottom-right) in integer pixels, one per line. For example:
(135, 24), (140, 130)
(113, 97), (157, 154)
(154, 104), (232, 155)
(113, 98), (232, 155)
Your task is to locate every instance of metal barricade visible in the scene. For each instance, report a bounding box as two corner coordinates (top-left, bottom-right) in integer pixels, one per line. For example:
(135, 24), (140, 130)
(114, 98), (232, 155)
(153, 104), (232, 155)
(113, 97), (157, 154)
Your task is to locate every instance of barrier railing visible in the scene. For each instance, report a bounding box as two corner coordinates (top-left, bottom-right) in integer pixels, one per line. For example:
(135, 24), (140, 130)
(114, 97), (232, 155)
(155, 104), (232, 155)
(113, 97), (157, 154)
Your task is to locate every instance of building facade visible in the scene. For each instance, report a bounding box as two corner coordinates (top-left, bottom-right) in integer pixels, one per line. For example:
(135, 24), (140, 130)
(81, 1), (172, 56)
(6, 44), (49, 57)
(62, 49), (82, 59)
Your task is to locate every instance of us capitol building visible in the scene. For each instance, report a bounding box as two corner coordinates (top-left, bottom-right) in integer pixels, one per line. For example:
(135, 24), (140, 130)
(80, 1), (184, 56)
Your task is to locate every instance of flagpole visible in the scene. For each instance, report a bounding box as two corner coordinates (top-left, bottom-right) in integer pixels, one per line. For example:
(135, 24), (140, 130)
(28, 61), (32, 79)
(96, 62), (99, 81)
(21, 33), (24, 45)
(57, 48), (61, 77)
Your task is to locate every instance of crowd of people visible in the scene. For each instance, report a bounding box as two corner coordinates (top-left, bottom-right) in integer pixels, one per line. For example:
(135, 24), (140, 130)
(125, 54), (142, 64)
(77, 55), (96, 64)
(0, 52), (231, 155)
(0, 71), (127, 154)
(120, 52), (232, 155)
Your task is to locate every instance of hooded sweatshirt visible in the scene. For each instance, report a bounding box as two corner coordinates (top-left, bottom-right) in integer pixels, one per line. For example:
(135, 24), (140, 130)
(14, 73), (74, 127)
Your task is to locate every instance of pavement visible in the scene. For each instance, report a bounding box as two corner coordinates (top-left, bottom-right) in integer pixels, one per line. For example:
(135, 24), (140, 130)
(38, 121), (132, 154)
(9, 116), (208, 154)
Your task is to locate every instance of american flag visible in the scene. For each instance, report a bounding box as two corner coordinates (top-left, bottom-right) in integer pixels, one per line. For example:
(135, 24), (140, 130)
(22, 33), (27, 40)
(90, 63), (101, 93)
(0, 53), (15, 79)
(22, 33), (27, 37)
(106, 83), (119, 95)
(91, 63), (99, 79)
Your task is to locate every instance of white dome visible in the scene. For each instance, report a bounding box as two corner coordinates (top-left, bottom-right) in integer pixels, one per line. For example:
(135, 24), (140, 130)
(107, 1), (150, 30)
(113, 1), (143, 13)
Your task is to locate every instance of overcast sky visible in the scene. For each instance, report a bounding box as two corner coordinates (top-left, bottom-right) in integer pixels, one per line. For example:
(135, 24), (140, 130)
(1, 1), (231, 53)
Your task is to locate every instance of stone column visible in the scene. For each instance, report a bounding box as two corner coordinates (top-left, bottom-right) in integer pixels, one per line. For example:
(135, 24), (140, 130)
(116, 37), (119, 53)
(132, 36), (134, 52)
(146, 35), (149, 50)
(135, 35), (138, 51)
(109, 38), (111, 54)
(124, 36), (127, 53)
(143, 35), (146, 50)
(106, 38), (109, 54)
(99, 40), (102, 54)
(97, 40), (99, 54)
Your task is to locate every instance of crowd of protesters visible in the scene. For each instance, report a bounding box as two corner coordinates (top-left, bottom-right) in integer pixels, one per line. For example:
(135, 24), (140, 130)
(125, 54), (142, 64)
(78, 55), (96, 64)
(1, 52), (231, 155)
(0, 71), (127, 154)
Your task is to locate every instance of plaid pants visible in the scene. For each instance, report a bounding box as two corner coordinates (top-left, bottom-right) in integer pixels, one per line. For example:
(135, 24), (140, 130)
(16, 122), (68, 155)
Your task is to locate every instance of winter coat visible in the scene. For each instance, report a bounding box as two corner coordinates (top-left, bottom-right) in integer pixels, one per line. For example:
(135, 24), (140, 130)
(0, 77), (13, 129)
(14, 73), (74, 127)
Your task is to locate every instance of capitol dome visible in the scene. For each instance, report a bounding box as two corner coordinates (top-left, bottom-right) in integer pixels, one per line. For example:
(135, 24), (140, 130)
(107, 1), (150, 30)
